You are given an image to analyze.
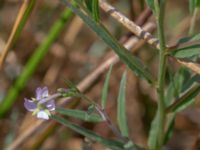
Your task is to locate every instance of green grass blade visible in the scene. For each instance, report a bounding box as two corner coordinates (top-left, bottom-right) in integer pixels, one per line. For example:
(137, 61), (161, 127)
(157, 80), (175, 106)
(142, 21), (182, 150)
(56, 107), (103, 123)
(101, 65), (113, 109)
(52, 115), (124, 150)
(63, 0), (155, 84)
(0, 9), (73, 117)
(117, 71), (129, 137)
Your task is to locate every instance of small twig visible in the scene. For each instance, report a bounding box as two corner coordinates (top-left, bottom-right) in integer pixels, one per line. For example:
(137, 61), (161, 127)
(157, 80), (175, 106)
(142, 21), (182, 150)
(99, 0), (160, 49)
(175, 58), (200, 75)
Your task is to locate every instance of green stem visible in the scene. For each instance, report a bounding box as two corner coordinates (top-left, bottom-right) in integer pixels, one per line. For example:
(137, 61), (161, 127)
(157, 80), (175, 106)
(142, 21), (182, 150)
(189, 8), (198, 35)
(154, 0), (167, 149)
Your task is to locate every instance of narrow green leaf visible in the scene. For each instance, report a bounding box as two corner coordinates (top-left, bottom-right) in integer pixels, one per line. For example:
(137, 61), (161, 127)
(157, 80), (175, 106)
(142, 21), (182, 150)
(148, 112), (159, 150)
(168, 84), (200, 113)
(84, 0), (93, 12)
(52, 115), (124, 150)
(165, 68), (189, 106)
(63, 0), (155, 84)
(163, 114), (175, 144)
(101, 65), (113, 109)
(56, 107), (103, 123)
(85, 0), (100, 22)
(117, 71), (129, 137)
(171, 44), (200, 58)
(92, 0), (100, 22)
(178, 33), (200, 44)
(190, 0), (196, 15)
(145, 0), (155, 13)
(181, 74), (200, 92)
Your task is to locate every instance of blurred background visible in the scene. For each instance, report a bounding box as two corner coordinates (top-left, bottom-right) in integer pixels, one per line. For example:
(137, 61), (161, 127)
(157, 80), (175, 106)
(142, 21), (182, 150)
(0, 0), (200, 149)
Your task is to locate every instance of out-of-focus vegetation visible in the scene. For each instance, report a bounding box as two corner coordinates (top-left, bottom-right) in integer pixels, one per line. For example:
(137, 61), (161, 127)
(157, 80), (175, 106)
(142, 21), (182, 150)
(0, 0), (200, 150)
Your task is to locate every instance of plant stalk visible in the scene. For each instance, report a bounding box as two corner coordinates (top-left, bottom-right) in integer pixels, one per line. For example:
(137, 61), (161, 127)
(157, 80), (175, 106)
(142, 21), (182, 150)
(154, 0), (167, 149)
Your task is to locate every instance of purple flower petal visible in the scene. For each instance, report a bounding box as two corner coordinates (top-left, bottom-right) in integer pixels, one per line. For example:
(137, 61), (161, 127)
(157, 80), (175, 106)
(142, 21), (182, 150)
(36, 87), (43, 100)
(24, 98), (37, 112)
(41, 87), (48, 98)
(46, 99), (55, 111)
(37, 111), (49, 120)
(36, 87), (48, 100)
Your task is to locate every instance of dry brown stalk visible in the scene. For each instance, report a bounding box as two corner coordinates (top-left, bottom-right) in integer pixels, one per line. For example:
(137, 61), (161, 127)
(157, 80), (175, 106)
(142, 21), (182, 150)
(99, 0), (160, 49)
(0, 0), (35, 69)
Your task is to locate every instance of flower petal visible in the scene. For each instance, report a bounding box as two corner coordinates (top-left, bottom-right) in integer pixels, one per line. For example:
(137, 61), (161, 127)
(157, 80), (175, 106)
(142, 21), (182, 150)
(36, 87), (43, 100)
(41, 87), (48, 98)
(37, 111), (49, 120)
(24, 98), (37, 112)
(46, 100), (55, 111)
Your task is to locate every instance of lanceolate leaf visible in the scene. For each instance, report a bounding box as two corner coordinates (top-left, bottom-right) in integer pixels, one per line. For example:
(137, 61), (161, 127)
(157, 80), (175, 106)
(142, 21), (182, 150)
(56, 107), (103, 122)
(178, 33), (200, 44)
(85, 0), (100, 22)
(117, 71), (129, 137)
(171, 44), (200, 58)
(101, 65), (113, 109)
(148, 112), (159, 150)
(181, 74), (200, 92)
(167, 84), (200, 113)
(92, 0), (100, 22)
(163, 114), (175, 144)
(165, 69), (185, 106)
(52, 115), (124, 150)
(63, 0), (155, 84)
